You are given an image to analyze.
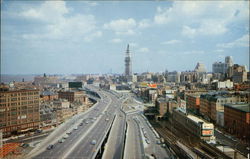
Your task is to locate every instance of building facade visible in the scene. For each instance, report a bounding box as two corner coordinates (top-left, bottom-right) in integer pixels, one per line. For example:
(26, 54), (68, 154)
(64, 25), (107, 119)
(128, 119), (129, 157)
(212, 56), (234, 74)
(0, 89), (40, 137)
(186, 94), (200, 113)
(200, 92), (249, 123)
(58, 91), (88, 104)
(224, 103), (250, 143)
(155, 98), (168, 119)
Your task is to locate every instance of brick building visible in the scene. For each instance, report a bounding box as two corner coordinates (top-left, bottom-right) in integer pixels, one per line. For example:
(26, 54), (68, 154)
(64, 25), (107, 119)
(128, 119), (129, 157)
(200, 92), (249, 123)
(40, 90), (58, 101)
(186, 94), (200, 113)
(155, 98), (168, 119)
(0, 89), (40, 137)
(224, 103), (250, 143)
(58, 91), (88, 104)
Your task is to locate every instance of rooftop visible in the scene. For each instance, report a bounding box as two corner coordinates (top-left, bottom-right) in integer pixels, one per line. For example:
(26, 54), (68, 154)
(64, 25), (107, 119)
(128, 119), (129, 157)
(224, 103), (250, 113)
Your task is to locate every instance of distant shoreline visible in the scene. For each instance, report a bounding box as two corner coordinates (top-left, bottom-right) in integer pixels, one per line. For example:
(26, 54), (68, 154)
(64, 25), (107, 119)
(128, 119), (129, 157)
(0, 74), (37, 83)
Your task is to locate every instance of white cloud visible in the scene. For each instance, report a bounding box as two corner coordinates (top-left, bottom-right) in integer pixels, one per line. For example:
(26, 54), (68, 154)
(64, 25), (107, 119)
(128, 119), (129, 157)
(138, 47), (149, 53)
(182, 20), (228, 37)
(182, 26), (197, 37)
(84, 31), (102, 42)
(155, 1), (249, 37)
(116, 30), (135, 35)
(138, 19), (151, 28)
(103, 18), (136, 35)
(110, 38), (122, 43)
(217, 34), (249, 48)
(161, 40), (181, 45)
(19, 2), (98, 41)
(154, 6), (172, 24)
(21, 1), (68, 23)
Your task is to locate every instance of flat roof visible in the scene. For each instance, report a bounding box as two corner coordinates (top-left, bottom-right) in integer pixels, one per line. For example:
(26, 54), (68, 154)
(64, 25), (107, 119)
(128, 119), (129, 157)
(187, 114), (207, 124)
(176, 108), (211, 124)
(224, 103), (250, 113)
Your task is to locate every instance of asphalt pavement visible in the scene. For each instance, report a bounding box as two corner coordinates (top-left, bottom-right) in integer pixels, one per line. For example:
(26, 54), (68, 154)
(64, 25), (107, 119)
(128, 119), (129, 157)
(31, 87), (120, 159)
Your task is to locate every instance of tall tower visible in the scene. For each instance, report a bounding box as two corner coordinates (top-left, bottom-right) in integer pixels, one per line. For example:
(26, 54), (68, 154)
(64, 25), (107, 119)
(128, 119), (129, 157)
(124, 44), (132, 81)
(225, 56), (233, 67)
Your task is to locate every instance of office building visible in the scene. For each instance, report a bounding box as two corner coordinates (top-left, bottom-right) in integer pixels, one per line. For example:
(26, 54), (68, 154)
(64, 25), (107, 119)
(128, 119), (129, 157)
(0, 89), (40, 137)
(228, 64), (248, 83)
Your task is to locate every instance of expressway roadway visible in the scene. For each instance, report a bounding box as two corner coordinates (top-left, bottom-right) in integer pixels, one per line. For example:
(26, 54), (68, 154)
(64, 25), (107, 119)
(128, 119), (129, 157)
(136, 114), (171, 159)
(123, 92), (172, 159)
(102, 100), (126, 159)
(65, 93), (121, 159)
(30, 86), (121, 159)
(124, 115), (144, 159)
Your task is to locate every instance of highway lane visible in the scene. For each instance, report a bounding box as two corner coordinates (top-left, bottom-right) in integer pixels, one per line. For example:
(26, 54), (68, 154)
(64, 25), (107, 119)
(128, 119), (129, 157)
(102, 109), (126, 159)
(136, 114), (171, 159)
(66, 92), (120, 159)
(124, 115), (144, 159)
(32, 88), (115, 159)
(122, 93), (172, 159)
(66, 114), (114, 158)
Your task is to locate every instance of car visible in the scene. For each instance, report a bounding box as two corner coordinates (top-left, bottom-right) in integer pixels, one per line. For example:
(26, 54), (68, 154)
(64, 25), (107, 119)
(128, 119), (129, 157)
(74, 127), (78, 130)
(58, 139), (65, 143)
(85, 121), (89, 124)
(156, 140), (161, 144)
(105, 118), (109, 121)
(66, 131), (71, 135)
(47, 144), (54, 150)
(35, 129), (43, 133)
(79, 123), (83, 126)
(21, 143), (29, 148)
(63, 135), (69, 139)
(91, 140), (96, 145)
(162, 144), (166, 148)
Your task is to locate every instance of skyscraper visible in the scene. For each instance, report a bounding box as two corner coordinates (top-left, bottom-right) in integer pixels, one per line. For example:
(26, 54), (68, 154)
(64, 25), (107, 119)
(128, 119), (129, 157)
(124, 44), (132, 82)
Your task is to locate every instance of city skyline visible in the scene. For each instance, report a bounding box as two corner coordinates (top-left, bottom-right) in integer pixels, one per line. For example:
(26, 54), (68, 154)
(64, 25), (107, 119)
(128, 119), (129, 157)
(1, 1), (249, 74)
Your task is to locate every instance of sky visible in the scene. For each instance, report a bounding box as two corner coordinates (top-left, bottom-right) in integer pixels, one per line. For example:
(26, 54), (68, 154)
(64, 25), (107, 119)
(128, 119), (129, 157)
(1, 1), (249, 74)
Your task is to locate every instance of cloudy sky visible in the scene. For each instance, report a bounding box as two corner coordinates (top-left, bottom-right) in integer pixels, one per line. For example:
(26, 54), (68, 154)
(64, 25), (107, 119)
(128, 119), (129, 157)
(1, 1), (249, 74)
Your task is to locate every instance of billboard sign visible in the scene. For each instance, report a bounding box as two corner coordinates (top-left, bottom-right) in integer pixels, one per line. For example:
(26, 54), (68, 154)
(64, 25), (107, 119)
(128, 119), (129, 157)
(69, 82), (82, 88)
(202, 130), (213, 136)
